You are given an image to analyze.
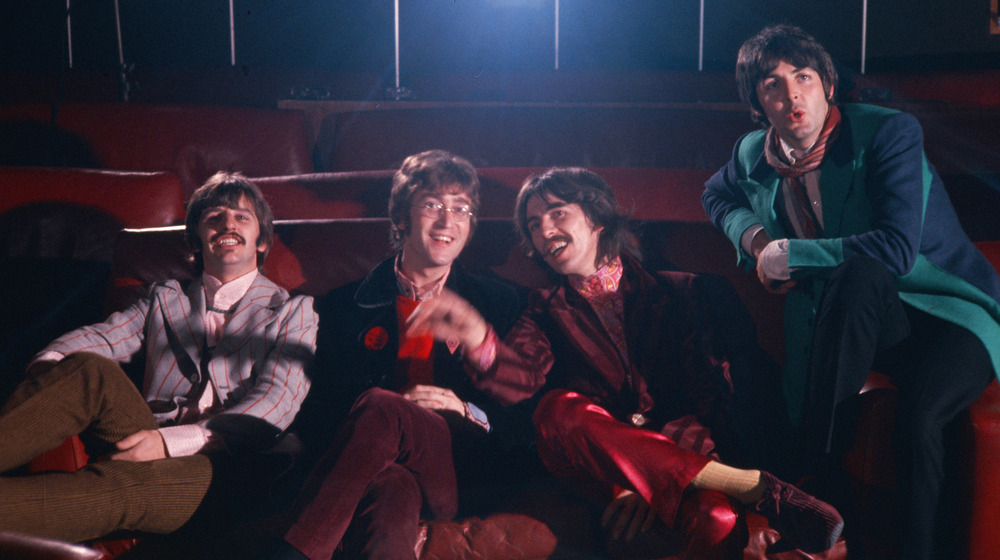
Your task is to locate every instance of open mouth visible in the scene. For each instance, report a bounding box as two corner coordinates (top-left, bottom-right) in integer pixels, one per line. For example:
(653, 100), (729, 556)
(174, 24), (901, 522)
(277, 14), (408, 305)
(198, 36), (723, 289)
(546, 239), (568, 257)
(430, 234), (454, 245)
(212, 234), (244, 248)
(789, 108), (805, 121)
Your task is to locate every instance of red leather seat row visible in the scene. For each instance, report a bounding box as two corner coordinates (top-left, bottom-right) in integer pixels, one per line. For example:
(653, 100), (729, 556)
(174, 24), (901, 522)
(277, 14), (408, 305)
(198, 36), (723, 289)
(0, 103), (315, 197)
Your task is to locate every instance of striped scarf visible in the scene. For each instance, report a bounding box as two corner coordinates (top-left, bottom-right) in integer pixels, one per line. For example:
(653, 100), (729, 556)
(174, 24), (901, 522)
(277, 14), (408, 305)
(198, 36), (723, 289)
(764, 105), (841, 238)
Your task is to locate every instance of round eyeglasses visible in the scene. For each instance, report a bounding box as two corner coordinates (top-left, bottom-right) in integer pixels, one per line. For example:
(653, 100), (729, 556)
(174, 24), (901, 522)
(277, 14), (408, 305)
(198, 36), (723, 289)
(418, 201), (474, 221)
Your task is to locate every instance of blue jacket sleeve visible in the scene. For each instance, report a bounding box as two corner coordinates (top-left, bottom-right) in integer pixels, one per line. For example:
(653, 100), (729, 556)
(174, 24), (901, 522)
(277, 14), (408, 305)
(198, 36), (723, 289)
(789, 112), (926, 277)
(702, 136), (766, 270)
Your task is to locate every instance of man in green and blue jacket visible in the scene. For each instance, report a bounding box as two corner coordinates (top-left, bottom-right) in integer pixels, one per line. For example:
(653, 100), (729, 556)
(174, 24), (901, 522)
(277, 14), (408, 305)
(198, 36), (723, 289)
(702, 24), (1000, 560)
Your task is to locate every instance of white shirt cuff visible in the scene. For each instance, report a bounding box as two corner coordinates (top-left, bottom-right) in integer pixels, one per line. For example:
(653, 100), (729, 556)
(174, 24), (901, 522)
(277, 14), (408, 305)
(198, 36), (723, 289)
(29, 352), (65, 370)
(159, 424), (217, 457)
(741, 224), (767, 257)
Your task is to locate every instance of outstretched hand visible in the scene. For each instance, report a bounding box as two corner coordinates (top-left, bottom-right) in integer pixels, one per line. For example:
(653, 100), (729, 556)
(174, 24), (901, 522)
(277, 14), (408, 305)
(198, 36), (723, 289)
(405, 288), (489, 350)
(110, 429), (167, 462)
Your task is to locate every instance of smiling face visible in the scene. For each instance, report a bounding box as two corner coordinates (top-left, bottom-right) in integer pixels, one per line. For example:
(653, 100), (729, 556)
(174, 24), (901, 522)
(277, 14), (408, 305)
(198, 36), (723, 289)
(399, 187), (472, 280)
(196, 194), (268, 283)
(756, 59), (832, 152)
(525, 192), (604, 279)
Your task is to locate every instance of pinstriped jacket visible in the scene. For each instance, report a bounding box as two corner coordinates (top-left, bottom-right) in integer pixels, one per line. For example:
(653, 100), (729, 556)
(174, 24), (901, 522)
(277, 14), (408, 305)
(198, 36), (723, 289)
(39, 273), (317, 451)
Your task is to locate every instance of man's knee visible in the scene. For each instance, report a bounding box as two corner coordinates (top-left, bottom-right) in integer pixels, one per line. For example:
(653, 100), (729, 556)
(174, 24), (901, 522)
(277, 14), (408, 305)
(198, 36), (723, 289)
(349, 388), (436, 429)
(826, 256), (897, 299)
(819, 256), (907, 334)
(4, 352), (132, 413)
(352, 387), (408, 414)
(44, 352), (132, 388)
(534, 390), (594, 441)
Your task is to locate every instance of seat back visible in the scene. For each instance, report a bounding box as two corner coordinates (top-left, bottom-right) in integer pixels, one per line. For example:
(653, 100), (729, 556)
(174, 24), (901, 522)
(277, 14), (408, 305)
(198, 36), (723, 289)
(0, 168), (185, 379)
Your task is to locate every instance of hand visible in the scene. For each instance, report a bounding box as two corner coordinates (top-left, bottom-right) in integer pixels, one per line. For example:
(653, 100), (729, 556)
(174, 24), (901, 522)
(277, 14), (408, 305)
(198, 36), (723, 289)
(756, 238), (797, 294)
(602, 488), (657, 541)
(757, 259), (798, 294)
(402, 384), (466, 416)
(405, 288), (490, 350)
(110, 429), (167, 462)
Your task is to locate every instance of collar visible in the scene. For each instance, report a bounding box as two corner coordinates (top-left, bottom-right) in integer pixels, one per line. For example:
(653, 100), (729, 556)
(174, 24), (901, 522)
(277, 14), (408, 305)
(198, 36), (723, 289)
(394, 254), (450, 301)
(569, 256), (623, 301)
(779, 135), (813, 164)
(202, 269), (257, 313)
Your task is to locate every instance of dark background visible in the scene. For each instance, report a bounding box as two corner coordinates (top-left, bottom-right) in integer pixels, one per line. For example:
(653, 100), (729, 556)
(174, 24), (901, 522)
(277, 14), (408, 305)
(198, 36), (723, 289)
(3, 1), (997, 74)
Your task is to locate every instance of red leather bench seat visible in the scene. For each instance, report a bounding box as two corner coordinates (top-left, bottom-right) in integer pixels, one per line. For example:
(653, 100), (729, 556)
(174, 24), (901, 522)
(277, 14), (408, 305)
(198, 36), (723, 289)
(0, 103), (315, 197)
(854, 69), (1000, 109)
(0, 167), (184, 229)
(960, 241), (1000, 560)
(252, 167), (716, 223)
(0, 167), (185, 380)
(95, 219), (844, 560)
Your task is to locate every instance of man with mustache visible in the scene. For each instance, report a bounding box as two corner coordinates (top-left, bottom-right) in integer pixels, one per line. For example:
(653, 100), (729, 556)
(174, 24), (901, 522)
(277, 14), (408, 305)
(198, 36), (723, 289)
(702, 24), (1000, 559)
(0, 172), (317, 542)
(412, 167), (843, 558)
(268, 150), (541, 560)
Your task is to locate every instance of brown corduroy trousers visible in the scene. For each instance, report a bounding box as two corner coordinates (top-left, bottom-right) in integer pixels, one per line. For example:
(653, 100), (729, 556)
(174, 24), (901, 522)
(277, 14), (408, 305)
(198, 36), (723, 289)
(0, 352), (213, 543)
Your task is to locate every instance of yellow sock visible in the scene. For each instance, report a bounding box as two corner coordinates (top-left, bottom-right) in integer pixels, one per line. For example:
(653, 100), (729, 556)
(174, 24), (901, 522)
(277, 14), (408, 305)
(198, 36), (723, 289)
(690, 462), (763, 504)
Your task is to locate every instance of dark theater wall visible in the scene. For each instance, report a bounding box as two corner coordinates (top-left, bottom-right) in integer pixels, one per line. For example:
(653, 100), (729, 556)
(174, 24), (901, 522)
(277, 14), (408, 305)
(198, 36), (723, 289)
(2, 1), (999, 74)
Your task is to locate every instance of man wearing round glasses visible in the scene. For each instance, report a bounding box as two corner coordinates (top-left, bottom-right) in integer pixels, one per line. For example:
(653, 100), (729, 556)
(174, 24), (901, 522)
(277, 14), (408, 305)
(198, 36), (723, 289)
(267, 150), (543, 560)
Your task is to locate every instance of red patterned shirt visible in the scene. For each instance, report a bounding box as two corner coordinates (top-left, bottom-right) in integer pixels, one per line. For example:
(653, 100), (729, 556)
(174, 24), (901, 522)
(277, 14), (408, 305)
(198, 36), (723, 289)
(569, 256), (628, 365)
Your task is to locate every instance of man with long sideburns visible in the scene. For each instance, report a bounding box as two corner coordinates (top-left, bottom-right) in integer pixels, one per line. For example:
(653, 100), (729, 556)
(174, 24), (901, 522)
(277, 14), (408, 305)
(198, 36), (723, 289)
(414, 167), (844, 558)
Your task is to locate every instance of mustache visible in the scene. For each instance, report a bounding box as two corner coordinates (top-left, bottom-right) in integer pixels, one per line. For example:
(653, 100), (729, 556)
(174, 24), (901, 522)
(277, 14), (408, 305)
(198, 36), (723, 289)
(211, 232), (246, 245)
(543, 236), (571, 252)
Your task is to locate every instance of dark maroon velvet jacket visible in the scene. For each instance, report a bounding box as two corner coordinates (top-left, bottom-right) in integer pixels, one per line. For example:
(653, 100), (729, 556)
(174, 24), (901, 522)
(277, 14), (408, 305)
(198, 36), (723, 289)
(490, 255), (735, 457)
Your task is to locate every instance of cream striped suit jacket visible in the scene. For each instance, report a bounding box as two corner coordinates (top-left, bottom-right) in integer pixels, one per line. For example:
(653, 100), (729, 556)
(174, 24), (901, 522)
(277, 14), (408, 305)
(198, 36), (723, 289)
(39, 273), (317, 450)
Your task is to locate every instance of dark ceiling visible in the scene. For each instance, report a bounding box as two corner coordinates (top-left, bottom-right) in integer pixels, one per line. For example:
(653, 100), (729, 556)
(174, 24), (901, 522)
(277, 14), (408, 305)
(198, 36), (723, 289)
(3, 0), (998, 75)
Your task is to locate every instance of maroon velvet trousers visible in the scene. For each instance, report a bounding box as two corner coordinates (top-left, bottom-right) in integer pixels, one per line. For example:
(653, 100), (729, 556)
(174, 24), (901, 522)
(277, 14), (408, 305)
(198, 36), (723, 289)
(534, 390), (744, 559)
(281, 388), (457, 560)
